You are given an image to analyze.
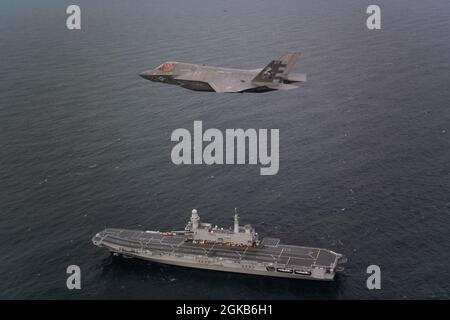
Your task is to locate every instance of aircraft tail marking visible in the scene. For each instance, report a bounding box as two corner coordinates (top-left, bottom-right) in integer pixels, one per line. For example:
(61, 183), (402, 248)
(252, 52), (300, 84)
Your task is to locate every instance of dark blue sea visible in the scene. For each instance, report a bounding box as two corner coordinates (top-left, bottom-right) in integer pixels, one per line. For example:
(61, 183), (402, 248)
(0, 0), (449, 299)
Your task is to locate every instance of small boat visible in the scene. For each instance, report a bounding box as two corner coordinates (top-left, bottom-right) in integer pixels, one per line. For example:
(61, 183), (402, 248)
(276, 267), (293, 273)
(294, 269), (311, 276)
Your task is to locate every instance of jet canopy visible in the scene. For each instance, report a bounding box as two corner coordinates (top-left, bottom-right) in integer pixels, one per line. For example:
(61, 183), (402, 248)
(155, 62), (175, 72)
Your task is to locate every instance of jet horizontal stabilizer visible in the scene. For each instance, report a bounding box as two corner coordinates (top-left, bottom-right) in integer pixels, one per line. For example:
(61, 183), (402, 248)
(267, 83), (299, 90)
(286, 73), (307, 83)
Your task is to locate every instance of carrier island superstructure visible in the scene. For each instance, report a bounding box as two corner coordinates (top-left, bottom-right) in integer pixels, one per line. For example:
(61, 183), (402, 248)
(92, 209), (347, 281)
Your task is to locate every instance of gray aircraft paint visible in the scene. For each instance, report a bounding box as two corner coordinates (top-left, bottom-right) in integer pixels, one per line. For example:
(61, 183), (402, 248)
(140, 53), (306, 93)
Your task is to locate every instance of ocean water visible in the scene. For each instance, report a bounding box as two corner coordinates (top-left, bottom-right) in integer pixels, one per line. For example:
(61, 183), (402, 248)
(0, 0), (449, 299)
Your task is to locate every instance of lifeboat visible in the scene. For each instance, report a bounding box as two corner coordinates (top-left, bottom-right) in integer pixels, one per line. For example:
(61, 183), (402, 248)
(294, 269), (312, 276)
(276, 267), (293, 273)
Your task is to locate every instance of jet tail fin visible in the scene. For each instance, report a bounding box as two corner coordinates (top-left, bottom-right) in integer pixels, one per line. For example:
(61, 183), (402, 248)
(252, 52), (301, 84)
(278, 52), (300, 77)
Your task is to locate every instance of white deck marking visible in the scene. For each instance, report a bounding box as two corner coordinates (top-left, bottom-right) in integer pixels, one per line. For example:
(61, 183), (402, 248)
(207, 243), (216, 256)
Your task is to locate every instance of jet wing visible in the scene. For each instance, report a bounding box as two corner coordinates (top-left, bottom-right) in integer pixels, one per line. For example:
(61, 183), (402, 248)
(266, 83), (299, 90)
(206, 69), (255, 92)
(208, 81), (236, 93)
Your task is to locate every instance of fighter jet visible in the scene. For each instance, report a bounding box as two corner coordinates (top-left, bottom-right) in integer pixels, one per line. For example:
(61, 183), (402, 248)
(139, 52), (306, 93)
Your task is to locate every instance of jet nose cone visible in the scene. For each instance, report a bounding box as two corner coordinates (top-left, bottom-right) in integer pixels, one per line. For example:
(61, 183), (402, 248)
(139, 70), (153, 80)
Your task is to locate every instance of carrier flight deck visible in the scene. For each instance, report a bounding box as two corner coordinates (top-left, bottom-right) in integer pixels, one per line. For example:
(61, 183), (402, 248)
(92, 209), (346, 280)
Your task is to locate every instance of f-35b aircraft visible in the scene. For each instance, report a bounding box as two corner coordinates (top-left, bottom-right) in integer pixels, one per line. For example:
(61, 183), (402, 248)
(139, 52), (306, 93)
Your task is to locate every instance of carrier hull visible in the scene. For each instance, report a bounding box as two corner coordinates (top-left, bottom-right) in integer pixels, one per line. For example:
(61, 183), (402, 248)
(93, 228), (346, 281)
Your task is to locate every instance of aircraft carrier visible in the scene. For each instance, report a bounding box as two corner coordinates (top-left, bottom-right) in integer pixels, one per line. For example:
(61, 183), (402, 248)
(92, 209), (346, 281)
